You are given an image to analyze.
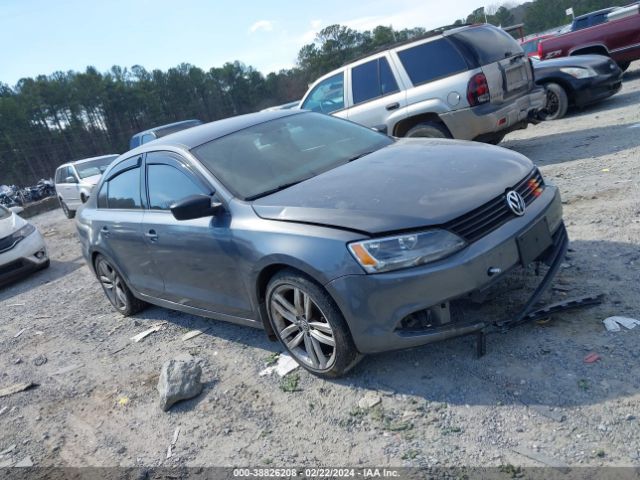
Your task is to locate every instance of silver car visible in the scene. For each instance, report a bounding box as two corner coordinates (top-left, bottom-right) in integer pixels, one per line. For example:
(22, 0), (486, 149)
(54, 154), (119, 218)
(300, 24), (546, 144)
(77, 111), (567, 378)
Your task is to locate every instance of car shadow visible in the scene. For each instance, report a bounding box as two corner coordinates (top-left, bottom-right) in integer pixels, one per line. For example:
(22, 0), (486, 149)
(0, 256), (85, 302)
(125, 239), (640, 409)
(503, 121), (640, 165)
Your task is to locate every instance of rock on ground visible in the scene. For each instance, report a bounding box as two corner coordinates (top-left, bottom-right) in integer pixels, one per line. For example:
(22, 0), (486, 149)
(157, 354), (203, 411)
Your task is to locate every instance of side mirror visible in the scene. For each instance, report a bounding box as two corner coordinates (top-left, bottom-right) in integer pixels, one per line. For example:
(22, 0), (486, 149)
(170, 194), (222, 221)
(371, 124), (388, 134)
(9, 206), (24, 214)
(65, 176), (77, 184)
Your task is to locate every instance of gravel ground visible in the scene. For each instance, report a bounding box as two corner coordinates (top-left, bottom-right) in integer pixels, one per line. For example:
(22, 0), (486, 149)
(1, 62), (639, 471)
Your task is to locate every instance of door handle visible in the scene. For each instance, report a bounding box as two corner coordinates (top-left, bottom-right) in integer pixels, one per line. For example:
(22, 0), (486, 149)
(100, 226), (110, 238)
(385, 102), (400, 111)
(145, 229), (158, 241)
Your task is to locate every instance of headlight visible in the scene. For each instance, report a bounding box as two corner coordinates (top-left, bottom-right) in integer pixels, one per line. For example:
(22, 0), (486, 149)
(12, 223), (36, 242)
(559, 67), (597, 79)
(348, 229), (466, 273)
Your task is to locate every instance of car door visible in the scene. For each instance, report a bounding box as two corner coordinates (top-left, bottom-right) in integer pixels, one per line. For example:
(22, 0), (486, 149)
(346, 55), (407, 133)
(93, 155), (164, 297)
(65, 166), (83, 208)
(142, 151), (252, 317)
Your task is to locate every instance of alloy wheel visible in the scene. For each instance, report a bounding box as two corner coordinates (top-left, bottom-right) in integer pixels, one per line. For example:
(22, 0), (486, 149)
(270, 285), (336, 370)
(96, 258), (129, 312)
(544, 90), (559, 117)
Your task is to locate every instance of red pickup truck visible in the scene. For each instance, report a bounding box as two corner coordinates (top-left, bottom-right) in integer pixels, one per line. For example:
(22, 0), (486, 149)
(538, 7), (640, 71)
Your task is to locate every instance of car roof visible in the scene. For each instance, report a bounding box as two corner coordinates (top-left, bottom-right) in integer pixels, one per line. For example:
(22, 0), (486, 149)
(133, 119), (202, 138)
(130, 110), (302, 152)
(57, 154), (120, 169)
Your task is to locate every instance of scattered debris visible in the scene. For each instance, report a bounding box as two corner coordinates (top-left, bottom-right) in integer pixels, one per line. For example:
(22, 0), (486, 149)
(181, 327), (210, 341)
(0, 382), (37, 398)
(52, 364), (83, 375)
(0, 444), (16, 456)
(279, 373), (300, 393)
(512, 447), (570, 472)
(259, 353), (299, 377)
(0, 406), (8, 416)
(131, 322), (167, 343)
(157, 354), (203, 411)
(33, 355), (47, 366)
(603, 316), (640, 332)
(13, 328), (29, 338)
(14, 456), (34, 468)
(584, 352), (601, 364)
(166, 427), (180, 459)
(7, 303), (26, 307)
(358, 391), (382, 410)
(118, 396), (129, 406)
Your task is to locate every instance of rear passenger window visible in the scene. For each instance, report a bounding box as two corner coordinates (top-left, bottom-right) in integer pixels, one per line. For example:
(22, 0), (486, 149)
(351, 58), (399, 105)
(106, 168), (141, 209)
(397, 39), (467, 85)
(147, 164), (204, 210)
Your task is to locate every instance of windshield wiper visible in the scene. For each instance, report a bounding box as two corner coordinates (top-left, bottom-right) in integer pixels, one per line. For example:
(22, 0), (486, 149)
(246, 177), (312, 201)
(347, 150), (375, 162)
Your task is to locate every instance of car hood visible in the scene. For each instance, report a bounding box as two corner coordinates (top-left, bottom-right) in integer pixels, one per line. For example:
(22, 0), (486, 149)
(0, 211), (26, 239)
(533, 54), (612, 70)
(80, 174), (102, 186)
(252, 138), (533, 235)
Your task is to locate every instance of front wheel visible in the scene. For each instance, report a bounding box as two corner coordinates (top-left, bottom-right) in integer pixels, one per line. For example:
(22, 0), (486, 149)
(539, 83), (569, 121)
(266, 270), (362, 378)
(94, 255), (146, 316)
(59, 198), (75, 219)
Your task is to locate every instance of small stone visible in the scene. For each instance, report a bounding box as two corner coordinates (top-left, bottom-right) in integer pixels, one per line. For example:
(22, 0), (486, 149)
(116, 446), (126, 454)
(14, 358), (22, 365)
(358, 391), (382, 410)
(157, 354), (203, 411)
(33, 355), (47, 366)
(15, 456), (34, 468)
(626, 414), (636, 421)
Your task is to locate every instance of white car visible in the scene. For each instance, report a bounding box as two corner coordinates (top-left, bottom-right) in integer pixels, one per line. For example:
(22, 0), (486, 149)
(54, 154), (119, 218)
(0, 205), (48, 284)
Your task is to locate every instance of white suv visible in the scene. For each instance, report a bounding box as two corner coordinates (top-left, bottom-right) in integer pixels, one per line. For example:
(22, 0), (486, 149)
(54, 154), (119, 218)
(299, 24), (546, 144)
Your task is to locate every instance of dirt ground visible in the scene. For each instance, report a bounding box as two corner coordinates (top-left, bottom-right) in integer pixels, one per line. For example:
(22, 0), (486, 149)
(1, 62), (639, 471)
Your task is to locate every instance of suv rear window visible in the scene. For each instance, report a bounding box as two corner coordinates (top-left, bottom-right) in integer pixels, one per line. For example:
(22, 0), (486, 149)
(397, 38), (467, 86)
(449, 25), (523, 65)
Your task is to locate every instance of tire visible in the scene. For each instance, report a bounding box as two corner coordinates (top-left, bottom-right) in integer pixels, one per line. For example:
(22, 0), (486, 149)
(539, 83), (569, 121)
(266, 269), (362, 378)
(39, 259), (50, 270)
(94, 254), (146, 316)
(405, 121), (451, 139)
(80, 193), (87, 204)
(482, 132), (507, 145)
(59, 198), (75, 219)
(617, 61), (631, 72)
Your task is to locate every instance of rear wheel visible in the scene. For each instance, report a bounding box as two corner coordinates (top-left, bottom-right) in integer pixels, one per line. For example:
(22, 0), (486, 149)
(59, 198), (75, 219)
(94, 255), (146, 316)
(405, 121), (451, 139)
(539, 83), (569, 121)
(266, 270), (362, 378)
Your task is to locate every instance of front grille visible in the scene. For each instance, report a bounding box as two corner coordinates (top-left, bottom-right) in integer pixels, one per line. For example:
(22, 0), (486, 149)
(0, 234), (18, 254)
(444, 169), (544, 243)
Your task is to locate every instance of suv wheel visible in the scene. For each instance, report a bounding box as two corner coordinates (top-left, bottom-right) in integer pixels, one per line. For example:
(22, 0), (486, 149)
(266, 270), (362, 378)
(94, 255), (146, 316)
(539, 83), (568, 121)
(59, 198), (75, 219)
(405, 122), (451, 139)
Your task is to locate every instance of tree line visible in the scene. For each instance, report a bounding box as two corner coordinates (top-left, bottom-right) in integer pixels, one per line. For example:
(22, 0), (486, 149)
(0, 0), (620, 185)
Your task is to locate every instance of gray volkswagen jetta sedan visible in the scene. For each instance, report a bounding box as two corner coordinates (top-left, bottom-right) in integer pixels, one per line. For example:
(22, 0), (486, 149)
(76, 110), (567, 377)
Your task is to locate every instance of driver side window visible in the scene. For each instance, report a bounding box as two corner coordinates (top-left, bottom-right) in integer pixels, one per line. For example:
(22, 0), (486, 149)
(147, 163), (205, 210)
(301, 72), (345, 114)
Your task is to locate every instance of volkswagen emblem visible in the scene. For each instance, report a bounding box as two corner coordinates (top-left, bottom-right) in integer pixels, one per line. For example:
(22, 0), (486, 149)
(505, 190), (526, 216)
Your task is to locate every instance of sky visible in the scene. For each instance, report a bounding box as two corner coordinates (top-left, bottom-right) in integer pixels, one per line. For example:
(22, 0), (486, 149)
(1, 0), (520, 86)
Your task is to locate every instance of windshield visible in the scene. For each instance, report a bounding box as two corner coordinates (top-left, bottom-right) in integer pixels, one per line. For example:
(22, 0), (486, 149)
(191, 112), (393, 200)
(0, 205), (10, 220)
(75, 156), (118, 179)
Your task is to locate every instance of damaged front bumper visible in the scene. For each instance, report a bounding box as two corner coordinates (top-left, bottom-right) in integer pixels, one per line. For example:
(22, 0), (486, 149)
(327, 186), (569, 354)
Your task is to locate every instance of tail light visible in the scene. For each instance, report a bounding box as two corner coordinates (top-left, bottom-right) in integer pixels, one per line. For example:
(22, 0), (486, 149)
(537, 40), (543, 59)
(467, 73), (490, 106)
